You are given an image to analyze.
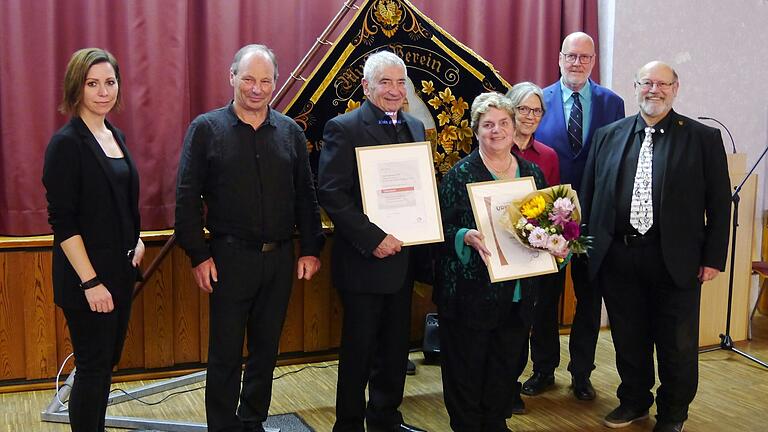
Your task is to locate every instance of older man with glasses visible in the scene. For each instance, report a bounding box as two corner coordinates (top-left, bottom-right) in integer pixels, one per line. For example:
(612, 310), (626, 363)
(520, 31), (625, 402)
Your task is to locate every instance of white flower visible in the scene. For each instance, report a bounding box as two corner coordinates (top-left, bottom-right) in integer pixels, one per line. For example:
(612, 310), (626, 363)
(528, 227), (549, 248)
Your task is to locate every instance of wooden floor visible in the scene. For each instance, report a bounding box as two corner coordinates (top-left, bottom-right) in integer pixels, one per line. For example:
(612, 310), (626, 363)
(3, 314), (768, 432)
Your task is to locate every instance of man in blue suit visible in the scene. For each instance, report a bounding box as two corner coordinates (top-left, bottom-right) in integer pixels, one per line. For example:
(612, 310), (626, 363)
(521, 32), (625, 401)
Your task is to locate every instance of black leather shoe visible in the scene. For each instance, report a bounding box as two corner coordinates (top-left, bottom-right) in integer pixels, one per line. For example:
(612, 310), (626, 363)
(521, 372), (555, 395)
(507, 394), (526, 416)
(603, 405), (649, 428)
(395, 423), (427, 432)
(406, 359), (417, 375)
(572, 376), (596, 400)
(653, 421), (684, 432)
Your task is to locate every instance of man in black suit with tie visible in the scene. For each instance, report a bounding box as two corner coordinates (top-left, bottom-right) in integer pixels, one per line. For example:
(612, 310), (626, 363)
(580, 61), (731, 432)
(318, 50), (427, 432)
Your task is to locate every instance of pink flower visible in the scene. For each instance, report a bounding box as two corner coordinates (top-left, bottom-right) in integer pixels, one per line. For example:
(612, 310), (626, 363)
(562, 221), (581, 241)
(549, 197), (575, 226)
(528, 227), (549, 248)
(546, 234), (569, 258)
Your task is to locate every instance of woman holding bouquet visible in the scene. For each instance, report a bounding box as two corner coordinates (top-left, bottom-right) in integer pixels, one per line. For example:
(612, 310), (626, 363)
(434, 91), (547, 431)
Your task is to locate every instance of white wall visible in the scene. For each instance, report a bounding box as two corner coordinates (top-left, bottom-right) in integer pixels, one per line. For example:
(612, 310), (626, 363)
(599, 0), (768, 314)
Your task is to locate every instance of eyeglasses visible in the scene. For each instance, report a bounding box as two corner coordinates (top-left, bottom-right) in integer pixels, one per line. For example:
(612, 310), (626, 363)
(516, 106), (544, 117)
(560, 53), (594, 64)
(635, 80), (677, 90)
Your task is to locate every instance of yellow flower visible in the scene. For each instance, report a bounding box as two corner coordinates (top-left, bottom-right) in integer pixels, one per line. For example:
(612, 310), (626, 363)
(428, 96), (442, 110)
(437, 112), (451, 126)
(421, 80), (435, 94)
(456, 119), (472, 139)
(520, 195), (546, 219)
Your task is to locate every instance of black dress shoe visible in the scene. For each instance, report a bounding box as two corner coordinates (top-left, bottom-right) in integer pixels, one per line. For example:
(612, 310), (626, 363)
(506, 395), (526, 416)
(653, 420), (684, 432)
(406, 359), (417, 375)
(572, 376), (596, 400)
(603, 405), (649, 428)
(521, 372), (555, 395)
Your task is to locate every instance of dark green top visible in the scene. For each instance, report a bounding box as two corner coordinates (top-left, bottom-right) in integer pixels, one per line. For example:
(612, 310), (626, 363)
(434, 149), (548, 329)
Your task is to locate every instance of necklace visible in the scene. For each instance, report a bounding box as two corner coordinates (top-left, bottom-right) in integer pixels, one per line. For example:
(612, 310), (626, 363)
(479, 148), (513, 175)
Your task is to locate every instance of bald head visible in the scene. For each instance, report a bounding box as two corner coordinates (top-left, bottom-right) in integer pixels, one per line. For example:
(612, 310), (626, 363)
(561, 32), (594, 53)
(634, 61), (679, 125)
(558, 32), (596, 91)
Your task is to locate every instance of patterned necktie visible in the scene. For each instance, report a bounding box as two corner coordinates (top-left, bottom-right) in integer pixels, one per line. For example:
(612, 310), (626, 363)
(630, 127), (655, 234)
(568, 92), (583, 153)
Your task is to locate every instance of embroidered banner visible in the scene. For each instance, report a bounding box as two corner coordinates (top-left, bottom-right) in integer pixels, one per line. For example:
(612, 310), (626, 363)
(282, 0), (510, 179)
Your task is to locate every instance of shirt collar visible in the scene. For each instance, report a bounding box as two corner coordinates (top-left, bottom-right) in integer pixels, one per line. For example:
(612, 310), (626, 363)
(633, 110), (673, 136)
(560, 78), (592, 103)
(226, 101), (276, 128)
(514, 137), (541, 155)
(365, 100), (406, 126)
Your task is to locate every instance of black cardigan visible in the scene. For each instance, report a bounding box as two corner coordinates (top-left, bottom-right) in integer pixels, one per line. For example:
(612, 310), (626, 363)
(42, 117), (140, 310)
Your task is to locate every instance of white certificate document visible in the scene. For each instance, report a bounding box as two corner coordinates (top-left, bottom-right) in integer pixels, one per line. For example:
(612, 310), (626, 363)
(467, 178), (557, 282)
(356, 141), (443, 246)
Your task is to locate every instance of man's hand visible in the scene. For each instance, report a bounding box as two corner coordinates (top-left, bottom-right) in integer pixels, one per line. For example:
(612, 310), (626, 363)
(297, 256), (321, 280)
(698, 266), (720, 283)
(373, 234), (404, 259)
(84, 284), (114, 313)
(193, 258), (218, 293)
(464, 229), (492, 266)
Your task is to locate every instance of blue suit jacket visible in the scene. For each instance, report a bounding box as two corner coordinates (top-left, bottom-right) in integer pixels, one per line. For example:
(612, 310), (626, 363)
(535, 79), (625, 191)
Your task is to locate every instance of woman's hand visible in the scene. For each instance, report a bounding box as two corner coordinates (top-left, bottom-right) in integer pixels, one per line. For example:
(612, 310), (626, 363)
(132, 238), (145, 267)
(84, 284), (114, 313)
(464, 229), (492, 266)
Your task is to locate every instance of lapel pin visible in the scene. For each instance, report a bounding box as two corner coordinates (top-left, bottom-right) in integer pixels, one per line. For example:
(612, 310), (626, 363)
(678, 120), (684, 126)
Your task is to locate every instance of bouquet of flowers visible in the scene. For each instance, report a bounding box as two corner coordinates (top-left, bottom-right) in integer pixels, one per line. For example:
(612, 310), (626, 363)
(500, 185), (591, 262)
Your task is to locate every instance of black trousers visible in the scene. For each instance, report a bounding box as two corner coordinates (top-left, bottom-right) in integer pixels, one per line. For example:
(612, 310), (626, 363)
(63, 299), (132, 432)
(333, 280), (413, 432)
(529, 256), (601, 377)
(599, 240), (701, 423)
(206, 238), (295, 432)
(440, 310), (529, 432)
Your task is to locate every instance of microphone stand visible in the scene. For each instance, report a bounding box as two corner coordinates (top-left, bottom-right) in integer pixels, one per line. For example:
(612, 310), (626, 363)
(699, 142), (768, 368)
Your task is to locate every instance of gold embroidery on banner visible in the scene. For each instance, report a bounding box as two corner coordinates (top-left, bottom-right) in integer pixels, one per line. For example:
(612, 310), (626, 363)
(420, 79), (473, 175)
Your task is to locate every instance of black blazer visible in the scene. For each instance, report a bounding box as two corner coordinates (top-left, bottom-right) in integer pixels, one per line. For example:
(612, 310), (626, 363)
(318, 101), (426, 294)
(42, 117), (140, 310)
(580, 111), (731, 289)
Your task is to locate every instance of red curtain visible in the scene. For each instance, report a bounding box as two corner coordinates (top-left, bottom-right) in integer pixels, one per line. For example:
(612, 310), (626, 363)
(0, 0), (597, 235)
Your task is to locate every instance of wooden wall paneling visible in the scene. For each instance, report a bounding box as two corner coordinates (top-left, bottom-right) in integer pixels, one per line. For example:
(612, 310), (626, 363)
(279, 242), (305, 354)
(560, 263), (576, 326)
(302, 243), (332, 352)
(410, 282), (436, 341)
(18, 251), (57, 379)
(0, 252), (26, 380)
(118, 287), (145, 370)
(142, 246), (175, 368)
(55, 307), (74, 374)
(171, 247), (201, 364)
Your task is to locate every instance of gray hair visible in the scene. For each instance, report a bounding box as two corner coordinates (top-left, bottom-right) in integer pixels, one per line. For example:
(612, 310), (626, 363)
(470, 92), (516, 133)
(363, 50), (407, 83)
(230, 44), (279, 81)
(505, 82), (546, 117)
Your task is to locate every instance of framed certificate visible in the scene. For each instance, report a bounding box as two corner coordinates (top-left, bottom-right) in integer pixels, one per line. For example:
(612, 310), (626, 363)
(466, 178), (558, 282)
(356, 141), (443, 246)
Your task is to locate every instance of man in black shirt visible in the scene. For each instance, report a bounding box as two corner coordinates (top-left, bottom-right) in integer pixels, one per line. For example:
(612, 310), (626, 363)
(175, 44), (324, 432)
(318, 51), (427, 432)
(580, 61), (730, 432)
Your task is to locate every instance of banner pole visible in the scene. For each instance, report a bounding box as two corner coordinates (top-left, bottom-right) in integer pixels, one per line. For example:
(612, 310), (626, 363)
(272, 0), (361, 108)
